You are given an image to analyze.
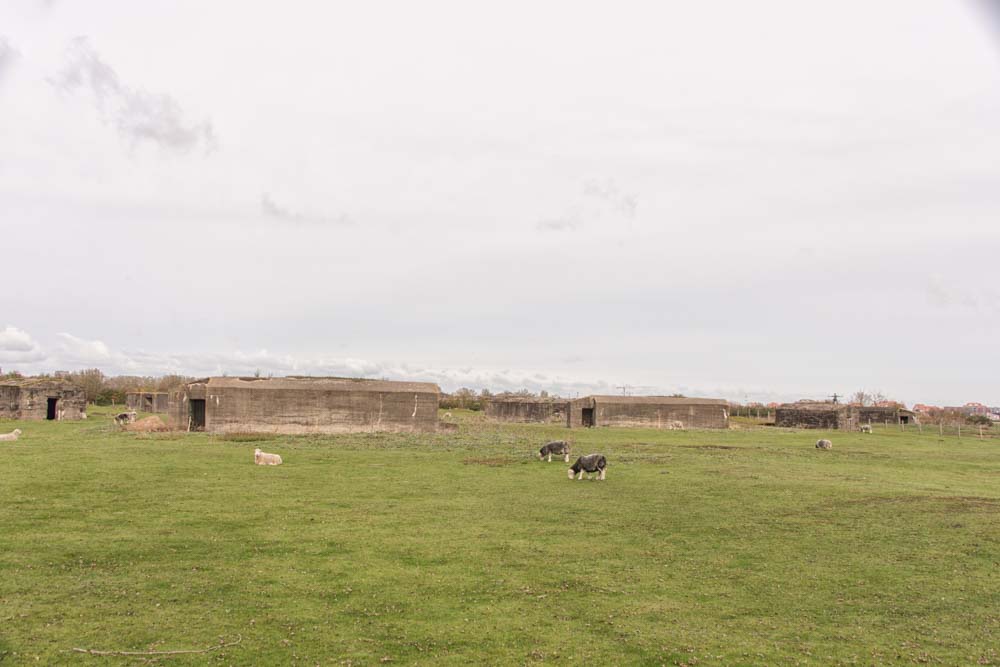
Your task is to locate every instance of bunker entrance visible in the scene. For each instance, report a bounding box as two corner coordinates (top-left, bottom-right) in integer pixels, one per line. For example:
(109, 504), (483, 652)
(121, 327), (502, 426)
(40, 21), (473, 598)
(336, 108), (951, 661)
(189, 399), (206, 431)
(46, 398), (58, 420)
(582, 407), (594, 427)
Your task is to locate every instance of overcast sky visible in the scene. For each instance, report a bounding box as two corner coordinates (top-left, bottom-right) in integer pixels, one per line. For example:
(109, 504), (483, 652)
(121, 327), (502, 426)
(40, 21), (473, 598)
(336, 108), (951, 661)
(1, 1), (999, 406)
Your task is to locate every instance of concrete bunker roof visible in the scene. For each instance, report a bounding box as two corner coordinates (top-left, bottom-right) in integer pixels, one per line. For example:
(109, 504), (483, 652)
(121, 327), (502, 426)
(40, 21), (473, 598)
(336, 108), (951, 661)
(0, 377), (82, 390)
(188, 376), (440, 394)
(591, 396), (728, 406)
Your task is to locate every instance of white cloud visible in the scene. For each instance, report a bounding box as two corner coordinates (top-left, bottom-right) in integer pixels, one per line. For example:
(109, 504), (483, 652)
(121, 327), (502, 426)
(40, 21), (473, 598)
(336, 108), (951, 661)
(0, 326), (46, 364)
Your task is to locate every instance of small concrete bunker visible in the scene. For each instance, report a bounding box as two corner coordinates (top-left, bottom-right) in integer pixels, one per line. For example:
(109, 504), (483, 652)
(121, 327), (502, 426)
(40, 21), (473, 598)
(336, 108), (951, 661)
(0, 378), (87, 421)
(169, 376), (440, 434)
(126, 392), (170, 413)
(484, 397), (570, 424)
(568, 396), (729, 429)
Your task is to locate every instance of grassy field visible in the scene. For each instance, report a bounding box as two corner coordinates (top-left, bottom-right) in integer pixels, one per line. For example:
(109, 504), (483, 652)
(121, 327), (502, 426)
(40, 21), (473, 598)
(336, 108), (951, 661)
(1, 407), (998, 665)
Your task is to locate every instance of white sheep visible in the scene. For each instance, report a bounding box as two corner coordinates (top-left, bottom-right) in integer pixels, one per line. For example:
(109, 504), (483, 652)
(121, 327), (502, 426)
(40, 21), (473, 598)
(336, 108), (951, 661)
(816, 439), (833, 450)
(254, 448), (283, 466)
(860, 424), (872, 433)
(0, 428), (23, 442)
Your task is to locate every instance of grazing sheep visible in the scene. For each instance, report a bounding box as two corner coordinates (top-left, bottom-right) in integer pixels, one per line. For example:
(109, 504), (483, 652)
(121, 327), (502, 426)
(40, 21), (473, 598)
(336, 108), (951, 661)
(254, 448), (283, 466)
(568, 453), (607, 480)
(815, 439), (833, 450)
(538, 440), (571, 462)
(0, 428), (23, 442)
(669, 420), (685, 430)
(860, 424), (872, 433)
(113, 411), (137, 426)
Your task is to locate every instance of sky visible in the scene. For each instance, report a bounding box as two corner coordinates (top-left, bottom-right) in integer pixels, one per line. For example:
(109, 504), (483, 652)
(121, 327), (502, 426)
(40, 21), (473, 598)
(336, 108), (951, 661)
(1, 1), (999, 406)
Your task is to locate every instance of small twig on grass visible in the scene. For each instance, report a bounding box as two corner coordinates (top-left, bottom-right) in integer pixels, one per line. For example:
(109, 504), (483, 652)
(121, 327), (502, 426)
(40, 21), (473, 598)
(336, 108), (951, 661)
(70, 635), (242, 657)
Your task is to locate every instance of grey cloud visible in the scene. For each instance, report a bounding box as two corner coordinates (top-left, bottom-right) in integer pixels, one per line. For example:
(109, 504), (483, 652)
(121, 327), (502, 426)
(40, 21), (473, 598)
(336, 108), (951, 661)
(0, 37), (18, 80)
(50, 37), (216, 154)
(926, 274), (1000, 314)
(583, 178), (638, 219)
(535, 216), (579, 232)
(261, 193), (351, 226)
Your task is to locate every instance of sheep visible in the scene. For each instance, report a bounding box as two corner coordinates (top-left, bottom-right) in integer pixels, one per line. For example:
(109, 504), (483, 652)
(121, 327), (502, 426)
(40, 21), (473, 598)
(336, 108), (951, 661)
(669, 420), (685, 430)
(538, 440), (571, 463)
(113, 411), (137, 426)
(254, 448), (283, 466)
(859, 424), (872, 433)
(0, 428), (23, 442)
(816, 439), (833, 450)
(568, 453), (607, 480)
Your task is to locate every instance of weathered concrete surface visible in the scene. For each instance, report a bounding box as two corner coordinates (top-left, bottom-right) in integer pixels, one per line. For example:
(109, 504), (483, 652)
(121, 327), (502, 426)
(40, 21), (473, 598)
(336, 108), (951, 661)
(776, 402), (918, 429)
(169, 376), (440, 434)
(775, 403), (848, 429)
(568, 396), (729, 429)
(0, 379), (87, 421)
(126, 392), (170, 413)
(485, 398), (569, 424)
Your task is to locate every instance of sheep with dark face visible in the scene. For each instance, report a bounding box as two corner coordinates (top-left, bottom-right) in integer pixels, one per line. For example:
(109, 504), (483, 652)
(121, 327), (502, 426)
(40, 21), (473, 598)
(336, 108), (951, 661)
(538, 440), (571, 462)
(114, 411), (137, 426)
(859, 424), (872, 433)
(816, 439), (832, 450)
(568, 453), (607, 480)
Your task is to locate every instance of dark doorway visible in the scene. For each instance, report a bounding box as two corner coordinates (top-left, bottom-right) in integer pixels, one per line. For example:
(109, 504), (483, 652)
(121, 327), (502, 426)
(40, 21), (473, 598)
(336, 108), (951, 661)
(582, 407), (595, 427)
(899, 415), (910, 425)
(46, 398), (58, 420)
(142, 394), (153, 412)
(189, 399), (206, 431)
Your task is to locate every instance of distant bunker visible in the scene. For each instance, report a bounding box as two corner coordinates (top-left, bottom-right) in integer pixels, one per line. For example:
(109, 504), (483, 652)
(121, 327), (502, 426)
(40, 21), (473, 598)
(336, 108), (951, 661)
(0, 378), (87, 421)
(169, 376), (440, 434)
(485, 397), (569, 424)
(568, 396), (729, 429)
(775, 401), (917, 429)
(126, 391), (169, 413)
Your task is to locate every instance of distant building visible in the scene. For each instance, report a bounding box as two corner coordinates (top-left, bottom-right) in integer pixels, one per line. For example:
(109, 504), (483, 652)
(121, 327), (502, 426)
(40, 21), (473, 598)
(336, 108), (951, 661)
(484, 397), (569, 424)
(126, 392), (170, 413)
(0, 378), (87, 421)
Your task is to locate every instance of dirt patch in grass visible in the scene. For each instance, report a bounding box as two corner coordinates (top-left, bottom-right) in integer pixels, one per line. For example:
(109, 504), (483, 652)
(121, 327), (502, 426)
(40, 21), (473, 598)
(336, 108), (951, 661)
(463, 456), (519, 467)
(846, 495), (1000, 513)
(679, 445), (738, 451)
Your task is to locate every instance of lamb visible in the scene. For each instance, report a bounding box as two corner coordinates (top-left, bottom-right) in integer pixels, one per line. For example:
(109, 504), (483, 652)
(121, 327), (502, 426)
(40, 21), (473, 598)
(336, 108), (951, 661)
(538, 440), (571, 462)
(254, 448), (283, 466)
(860, 424), (872, 433)
(0, 428), (23, 442)
(816, 439), (833, 450)
(113, 411), (137, 426)
(568, 453), (607, 480)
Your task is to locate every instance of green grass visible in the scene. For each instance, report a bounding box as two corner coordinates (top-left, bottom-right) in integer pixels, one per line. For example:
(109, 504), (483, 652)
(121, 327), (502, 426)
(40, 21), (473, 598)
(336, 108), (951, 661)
(1, 407), (998, 665)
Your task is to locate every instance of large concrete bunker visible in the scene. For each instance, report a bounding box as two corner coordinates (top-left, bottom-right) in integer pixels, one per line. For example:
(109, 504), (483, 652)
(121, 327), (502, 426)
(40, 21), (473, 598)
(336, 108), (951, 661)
(568, 396), (729, 429)
(169, 376), (440, 434)
(0, 378), (87, 421)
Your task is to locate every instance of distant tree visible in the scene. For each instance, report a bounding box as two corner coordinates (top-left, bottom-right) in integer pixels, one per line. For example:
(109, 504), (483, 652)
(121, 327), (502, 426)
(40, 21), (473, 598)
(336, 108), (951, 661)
(67, 368), (107, 403)
(850, 390), (873, 406)
(967, 414), (992, 427)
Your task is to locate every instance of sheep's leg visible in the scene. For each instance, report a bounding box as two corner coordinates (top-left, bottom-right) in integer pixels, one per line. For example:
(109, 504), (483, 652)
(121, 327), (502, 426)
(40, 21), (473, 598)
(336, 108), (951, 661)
(599, 469), (606, 480)
(577, 471), (584, 480)
(564, 453), (569, 463)
(547, 453), (552, 462)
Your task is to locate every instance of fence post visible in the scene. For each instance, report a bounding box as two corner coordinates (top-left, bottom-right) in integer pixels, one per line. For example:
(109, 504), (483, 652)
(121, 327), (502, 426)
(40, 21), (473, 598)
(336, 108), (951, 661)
(958, 424), (961, 439)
